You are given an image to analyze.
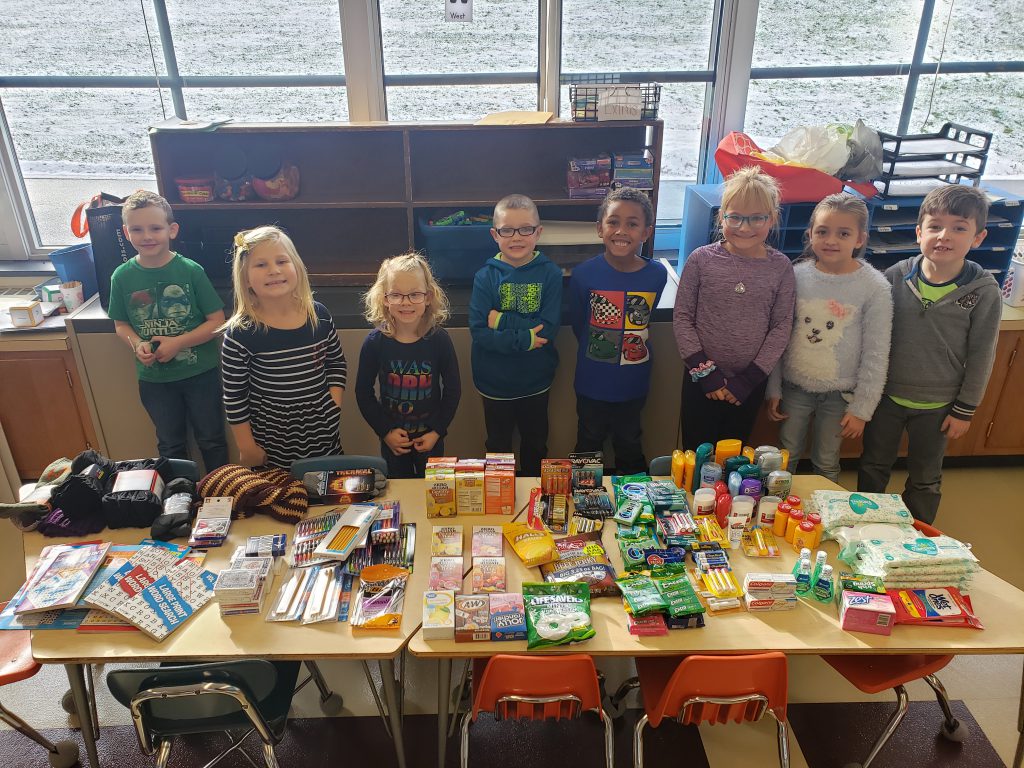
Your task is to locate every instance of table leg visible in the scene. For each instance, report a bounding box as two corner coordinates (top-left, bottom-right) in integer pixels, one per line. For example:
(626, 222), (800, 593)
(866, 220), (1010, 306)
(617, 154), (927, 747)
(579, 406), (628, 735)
(66, 663), (100, 768)
(1014, 659), (1024, 768)
(379, 657), (407, 768)
(438, 658), (452, 768)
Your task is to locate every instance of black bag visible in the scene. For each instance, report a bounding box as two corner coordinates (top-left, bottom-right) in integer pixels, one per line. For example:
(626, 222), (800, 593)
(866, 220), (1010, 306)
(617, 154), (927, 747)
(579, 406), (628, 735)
(71, 193), (137, 310)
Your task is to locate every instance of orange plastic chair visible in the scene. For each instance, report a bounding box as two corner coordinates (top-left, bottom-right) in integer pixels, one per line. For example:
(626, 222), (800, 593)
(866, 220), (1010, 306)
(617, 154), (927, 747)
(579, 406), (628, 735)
(0, 602), (80, 767)
(822, 518), (965, 768)
(459, 654), (613, 768)
(633, 652), (790, 768)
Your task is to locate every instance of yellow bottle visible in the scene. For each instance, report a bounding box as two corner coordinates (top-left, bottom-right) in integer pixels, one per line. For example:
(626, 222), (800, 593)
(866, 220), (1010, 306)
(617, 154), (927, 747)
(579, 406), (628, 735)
(671, 449), (686, 488)
(742, 445), (756, 463)
(714, 438), (742, 466)
(681, 450), (696, 493)
(780, 448), (790, 470)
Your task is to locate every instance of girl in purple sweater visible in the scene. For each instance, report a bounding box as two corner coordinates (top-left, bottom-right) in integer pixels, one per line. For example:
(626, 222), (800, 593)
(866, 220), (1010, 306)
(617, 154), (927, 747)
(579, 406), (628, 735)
(673, 167), (796, 449)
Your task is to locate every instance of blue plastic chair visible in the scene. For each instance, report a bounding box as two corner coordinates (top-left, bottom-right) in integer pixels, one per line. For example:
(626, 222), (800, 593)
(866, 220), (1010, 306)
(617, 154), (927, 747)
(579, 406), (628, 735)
(648, 455), (671, 477)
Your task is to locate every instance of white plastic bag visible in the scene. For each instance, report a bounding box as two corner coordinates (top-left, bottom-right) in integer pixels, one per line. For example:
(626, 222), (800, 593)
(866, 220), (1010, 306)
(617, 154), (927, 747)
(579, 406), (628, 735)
(769, 124), (853, 175)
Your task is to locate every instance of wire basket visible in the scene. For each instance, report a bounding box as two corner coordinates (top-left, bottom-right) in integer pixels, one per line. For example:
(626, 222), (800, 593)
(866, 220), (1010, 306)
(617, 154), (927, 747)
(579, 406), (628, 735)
(568, 81), (661, 121)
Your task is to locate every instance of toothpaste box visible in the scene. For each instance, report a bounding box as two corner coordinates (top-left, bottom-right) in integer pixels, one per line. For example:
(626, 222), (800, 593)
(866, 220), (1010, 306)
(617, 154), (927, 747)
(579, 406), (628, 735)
(744, 594), (798, 612)
(488, 592), (527, 641)
(744, 573), (798, 599)
(422, 590), (456, 640)
(840, 590), (896, 636)
(455, 594), (491, 642)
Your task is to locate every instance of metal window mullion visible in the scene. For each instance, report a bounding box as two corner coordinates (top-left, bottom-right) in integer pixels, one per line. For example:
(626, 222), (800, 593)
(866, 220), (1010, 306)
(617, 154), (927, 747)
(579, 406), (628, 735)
(698, 0), (758, 184)
(340, 0), (387, 121)
(898, 0), (937, 133)
(538, 0), (562, 114)
(151, 0), (187, 119)
(0, 100), (39, 258)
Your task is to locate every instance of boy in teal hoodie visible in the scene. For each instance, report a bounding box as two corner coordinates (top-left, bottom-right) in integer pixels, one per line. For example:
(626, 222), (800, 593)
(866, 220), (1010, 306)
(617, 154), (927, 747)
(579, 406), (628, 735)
(469, 194), (562, 475)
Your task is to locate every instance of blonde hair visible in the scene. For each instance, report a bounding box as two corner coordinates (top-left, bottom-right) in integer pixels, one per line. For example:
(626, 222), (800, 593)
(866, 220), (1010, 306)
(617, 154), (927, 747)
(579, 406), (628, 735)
(718, 166), (781, 229)
(801, 193), (869, 261)
(363, 252), (450, 337)
(223, 225), (318, 332)
(494, 194), (539, 223)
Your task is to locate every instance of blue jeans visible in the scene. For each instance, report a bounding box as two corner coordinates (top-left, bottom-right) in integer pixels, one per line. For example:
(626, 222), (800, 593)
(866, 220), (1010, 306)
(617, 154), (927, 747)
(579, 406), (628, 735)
(776, 382), (849, 483)
(138, 367), (228, 474)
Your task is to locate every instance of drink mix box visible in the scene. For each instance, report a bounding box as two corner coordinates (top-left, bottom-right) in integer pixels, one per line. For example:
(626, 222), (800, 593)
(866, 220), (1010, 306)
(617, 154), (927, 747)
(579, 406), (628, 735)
(489, 592), (527, 641)
(456, 459), (486, 515)
(422, 590), (456, 640)
(431, 525), (463, 556)
(470, 556), (506, 593)
(472, 525), (503, 557)
(425, 457), (457, 518)
(455, 594), (491, 642)
(428, 556), (464, 592)
(484, 454), (515, 515)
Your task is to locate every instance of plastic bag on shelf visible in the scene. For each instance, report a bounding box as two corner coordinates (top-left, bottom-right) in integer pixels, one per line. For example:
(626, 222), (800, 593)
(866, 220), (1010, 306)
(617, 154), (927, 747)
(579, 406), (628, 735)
(767, 124), (853, 175)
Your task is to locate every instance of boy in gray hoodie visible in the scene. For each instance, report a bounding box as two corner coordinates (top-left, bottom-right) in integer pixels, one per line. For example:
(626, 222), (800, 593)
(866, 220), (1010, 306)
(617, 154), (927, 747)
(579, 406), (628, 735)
(858, 185), (1001, 524)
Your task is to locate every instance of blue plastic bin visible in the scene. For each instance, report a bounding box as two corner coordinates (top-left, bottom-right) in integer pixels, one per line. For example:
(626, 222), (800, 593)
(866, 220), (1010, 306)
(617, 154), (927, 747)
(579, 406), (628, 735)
(50, 243), (99, 300)
(417, 214), (495, 282)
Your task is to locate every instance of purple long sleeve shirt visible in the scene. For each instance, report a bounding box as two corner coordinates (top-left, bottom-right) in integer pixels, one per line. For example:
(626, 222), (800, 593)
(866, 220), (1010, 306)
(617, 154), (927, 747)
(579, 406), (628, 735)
(673, 242), (796, 402)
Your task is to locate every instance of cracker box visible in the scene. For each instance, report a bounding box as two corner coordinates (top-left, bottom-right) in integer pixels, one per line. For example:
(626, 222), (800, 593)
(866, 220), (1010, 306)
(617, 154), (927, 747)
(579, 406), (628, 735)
(454, 594), (491, 642)
(456, 459), (486, 515)
(431, 525), (463, 556)
(425, 457), (457, 518)
(422, 590), (456, 640)
(472, 525), (503, 557)
(484, 456), (516, 515)
(470, 556), (506, 593)
(428, 556), (464, 592)
(840, 590), (896, 636)
(488, 592), (527, 641)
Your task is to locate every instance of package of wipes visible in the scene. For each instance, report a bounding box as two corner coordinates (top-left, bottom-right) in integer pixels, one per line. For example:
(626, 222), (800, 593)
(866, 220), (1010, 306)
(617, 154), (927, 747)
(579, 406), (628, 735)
(811, 491), (913, 534)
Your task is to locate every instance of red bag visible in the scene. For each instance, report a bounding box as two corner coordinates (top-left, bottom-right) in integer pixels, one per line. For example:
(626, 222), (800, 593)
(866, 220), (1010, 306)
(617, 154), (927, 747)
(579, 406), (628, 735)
(715, 132), (876, 204)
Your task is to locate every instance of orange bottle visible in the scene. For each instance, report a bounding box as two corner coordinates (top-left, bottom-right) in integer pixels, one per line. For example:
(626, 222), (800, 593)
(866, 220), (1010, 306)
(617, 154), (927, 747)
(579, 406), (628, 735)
(806, 512), (822, 548)
(773, 502), (792, 537)
(792, 520), (816, 552)
(714, 439), (742, 466)
(671, 449), (686, 488)
(785, 508), (806, 544)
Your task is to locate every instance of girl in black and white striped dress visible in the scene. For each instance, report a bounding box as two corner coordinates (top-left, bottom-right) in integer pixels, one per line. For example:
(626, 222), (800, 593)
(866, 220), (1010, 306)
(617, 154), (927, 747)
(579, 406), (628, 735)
(221, 226), (347, 469)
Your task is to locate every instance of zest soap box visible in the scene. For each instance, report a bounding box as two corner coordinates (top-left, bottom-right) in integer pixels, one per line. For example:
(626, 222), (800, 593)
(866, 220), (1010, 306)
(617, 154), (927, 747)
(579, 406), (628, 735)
(840, 590), (896, 636)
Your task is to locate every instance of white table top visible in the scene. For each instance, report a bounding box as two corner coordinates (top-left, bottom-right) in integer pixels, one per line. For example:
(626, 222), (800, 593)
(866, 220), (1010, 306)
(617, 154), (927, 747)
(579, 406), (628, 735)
(409, 476), (1024, 658)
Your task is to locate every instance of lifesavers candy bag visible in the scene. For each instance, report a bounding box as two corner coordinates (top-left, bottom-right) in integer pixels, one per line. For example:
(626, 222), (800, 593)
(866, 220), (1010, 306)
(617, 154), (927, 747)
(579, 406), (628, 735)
(523, 582), (596, 650)
(503, 522), (558, 567)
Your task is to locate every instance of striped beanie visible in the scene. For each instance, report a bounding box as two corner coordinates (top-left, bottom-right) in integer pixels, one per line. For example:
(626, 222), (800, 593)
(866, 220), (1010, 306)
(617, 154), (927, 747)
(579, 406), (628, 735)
(198, 465), (308, 524)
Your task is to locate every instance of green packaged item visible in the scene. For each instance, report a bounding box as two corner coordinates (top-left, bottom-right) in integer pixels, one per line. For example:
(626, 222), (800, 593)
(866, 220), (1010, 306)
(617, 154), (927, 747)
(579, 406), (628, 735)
(614, 477), (656, 524)
(653, 573), (705, 617)
(616, 524), (656, 541)
(613, 498), (643, 526)
(617, 575), (668, 616)
(691, 443), (713, 493)
(619, 536), (659, 572)
(523, 582), (595, 650)
(646, 481), (689, 512)
(723, 456), (751, 474)
(836, 571), (886, 603)
(737, 464), (762, 480)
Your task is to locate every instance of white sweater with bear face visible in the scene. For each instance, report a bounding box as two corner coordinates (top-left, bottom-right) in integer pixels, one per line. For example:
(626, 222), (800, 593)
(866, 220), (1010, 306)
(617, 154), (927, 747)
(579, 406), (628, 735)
(766, 260), (893, 422)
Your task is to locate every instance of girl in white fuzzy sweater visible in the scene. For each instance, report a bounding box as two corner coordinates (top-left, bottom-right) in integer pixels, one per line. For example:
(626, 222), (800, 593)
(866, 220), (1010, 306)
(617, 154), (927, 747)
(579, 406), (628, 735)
(766, 193), (893, 482)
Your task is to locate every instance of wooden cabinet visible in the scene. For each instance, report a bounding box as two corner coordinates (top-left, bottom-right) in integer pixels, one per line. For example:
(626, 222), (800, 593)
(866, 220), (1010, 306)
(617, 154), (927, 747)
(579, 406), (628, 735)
(747, 328), (1024, 458)
(145, 120), (663, 288)
(0, 350), (98, 480)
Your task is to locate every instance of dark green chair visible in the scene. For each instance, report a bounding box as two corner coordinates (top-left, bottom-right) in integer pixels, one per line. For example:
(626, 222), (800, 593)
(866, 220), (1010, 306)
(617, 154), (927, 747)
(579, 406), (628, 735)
(648, 455), (672, 476)
(107, 660), (300, 768)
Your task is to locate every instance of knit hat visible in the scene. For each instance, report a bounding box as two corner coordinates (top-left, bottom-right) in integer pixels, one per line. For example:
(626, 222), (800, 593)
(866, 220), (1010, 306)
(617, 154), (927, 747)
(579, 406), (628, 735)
(198, 465), (308, 523)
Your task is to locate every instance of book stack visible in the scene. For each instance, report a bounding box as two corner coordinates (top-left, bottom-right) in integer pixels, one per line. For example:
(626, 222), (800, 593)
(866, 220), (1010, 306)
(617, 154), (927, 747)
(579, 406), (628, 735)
(188, 497), (233, 548)
(567, 154), (612, 199)
(611, 149), (654, 191)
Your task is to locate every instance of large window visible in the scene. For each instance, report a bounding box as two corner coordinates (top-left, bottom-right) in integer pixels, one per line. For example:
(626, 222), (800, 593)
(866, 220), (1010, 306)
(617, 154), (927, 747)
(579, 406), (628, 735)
(561, 0), (716, 180)
(0, 0), (1021, 258)
(379, 0), (539, 120)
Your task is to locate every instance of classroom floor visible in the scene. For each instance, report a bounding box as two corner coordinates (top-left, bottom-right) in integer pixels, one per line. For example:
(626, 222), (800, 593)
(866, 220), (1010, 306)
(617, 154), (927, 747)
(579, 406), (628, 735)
(2, 464), (1022, 767)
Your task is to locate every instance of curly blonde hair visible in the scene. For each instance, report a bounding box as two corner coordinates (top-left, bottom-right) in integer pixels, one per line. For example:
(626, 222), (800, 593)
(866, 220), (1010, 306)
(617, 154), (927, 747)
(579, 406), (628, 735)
(363, 252), (450, 337)
(223, 225), (318, 332)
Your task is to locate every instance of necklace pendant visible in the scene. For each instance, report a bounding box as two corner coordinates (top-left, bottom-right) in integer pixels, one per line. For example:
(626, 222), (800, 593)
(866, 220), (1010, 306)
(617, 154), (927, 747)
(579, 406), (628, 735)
(735, 282), (746, 294)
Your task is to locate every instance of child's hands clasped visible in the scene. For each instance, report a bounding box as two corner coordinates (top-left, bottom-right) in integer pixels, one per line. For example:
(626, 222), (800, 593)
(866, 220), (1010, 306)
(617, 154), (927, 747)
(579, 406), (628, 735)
(385, 428), (413, 455)
(839, 412), (866, 439)
(149, 335), (183, 363)
(134, 340), (156, 367)
(941, 415), (971, 440)
(707, 386), (740, 405)
(767, 397), (787, 421)
(412, 430), (440, 453)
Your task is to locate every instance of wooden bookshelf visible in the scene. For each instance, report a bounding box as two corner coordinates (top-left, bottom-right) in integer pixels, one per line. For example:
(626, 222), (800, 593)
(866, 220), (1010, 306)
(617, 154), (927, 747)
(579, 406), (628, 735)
(149, 120), (664, 286)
